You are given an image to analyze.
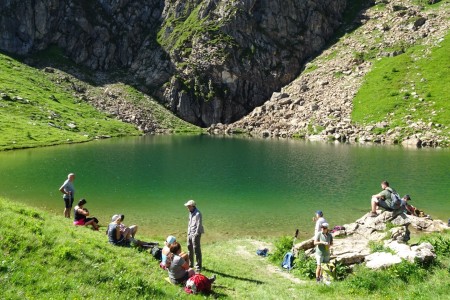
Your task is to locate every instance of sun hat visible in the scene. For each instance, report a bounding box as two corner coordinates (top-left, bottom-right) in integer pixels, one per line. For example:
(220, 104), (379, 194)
(166, 235), (176, 245)
(111, 214), (121, 222)
(321, 223), (329, 228)
(315, 210), (323, 217)
(184, 200), (196, 207)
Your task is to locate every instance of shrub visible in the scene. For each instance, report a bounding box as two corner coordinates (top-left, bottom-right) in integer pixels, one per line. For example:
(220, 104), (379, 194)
(268, 236), (293, 264)
(386, 260), (427, 283)
(291, 251), (316, 279)
(419, 232), (450, 256)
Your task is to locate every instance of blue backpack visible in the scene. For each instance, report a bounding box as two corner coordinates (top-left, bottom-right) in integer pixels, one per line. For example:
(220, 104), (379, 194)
(281, 252), (294, 271)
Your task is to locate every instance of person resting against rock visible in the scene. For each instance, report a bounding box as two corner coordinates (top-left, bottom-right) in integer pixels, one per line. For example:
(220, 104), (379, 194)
(73, 198), (99, 230)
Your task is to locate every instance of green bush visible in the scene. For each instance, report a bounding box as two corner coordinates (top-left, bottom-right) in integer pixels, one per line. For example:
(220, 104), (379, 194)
(268, 235), (293, 264)
(291, 251), (316, 279)
(386, 260), (427, 283)
(419, 232), (450, 257)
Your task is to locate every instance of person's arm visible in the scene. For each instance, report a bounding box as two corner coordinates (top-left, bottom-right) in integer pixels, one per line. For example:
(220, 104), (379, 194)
(180, 257), (189, 270)
(194, 212), (202, 236)
(313, 233), (326, 245)
(59, 182), (69, 195)
(115, 225), (121, 240)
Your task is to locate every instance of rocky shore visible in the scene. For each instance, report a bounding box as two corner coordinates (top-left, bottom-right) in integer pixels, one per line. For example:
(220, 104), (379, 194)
(293, 210), (448, 269)
(209, 1), (450, 148)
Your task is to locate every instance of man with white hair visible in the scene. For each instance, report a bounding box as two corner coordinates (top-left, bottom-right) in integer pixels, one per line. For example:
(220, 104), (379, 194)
(59, 173), (75, 218)
(184, 199), (204, 272)
(314, 222), (333, 282)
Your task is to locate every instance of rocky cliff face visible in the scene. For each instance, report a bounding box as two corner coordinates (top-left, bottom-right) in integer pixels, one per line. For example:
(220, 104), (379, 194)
(0, 0), (347, 126)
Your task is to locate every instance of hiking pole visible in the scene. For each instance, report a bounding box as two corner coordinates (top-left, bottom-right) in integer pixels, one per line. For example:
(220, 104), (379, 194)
(291, 229), (299, 254)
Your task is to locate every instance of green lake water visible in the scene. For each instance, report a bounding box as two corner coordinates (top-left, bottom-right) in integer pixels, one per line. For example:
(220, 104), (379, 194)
(0, 135), (449, 241)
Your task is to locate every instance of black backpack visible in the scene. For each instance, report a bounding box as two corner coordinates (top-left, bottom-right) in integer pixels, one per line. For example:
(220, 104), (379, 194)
(151, 246), (162, 261)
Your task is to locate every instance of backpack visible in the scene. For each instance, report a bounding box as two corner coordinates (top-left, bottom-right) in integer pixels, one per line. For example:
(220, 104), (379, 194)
(387, 188), (402, 209)
(184, 274), (212, 294)
(281, 251), (294, 271)
(151, 246), (162, 261)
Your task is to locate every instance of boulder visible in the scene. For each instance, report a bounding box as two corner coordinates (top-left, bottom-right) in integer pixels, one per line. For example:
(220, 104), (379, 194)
(365, 252), (402, 269)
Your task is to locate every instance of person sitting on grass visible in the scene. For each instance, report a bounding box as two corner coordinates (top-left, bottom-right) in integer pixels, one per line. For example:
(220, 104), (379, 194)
(107, 214), (130, 247)
(117, 214), (138, 239)
(161, 235), (178, 269)
(107, 214), (157, 248)
(314, 222), (333, 283)
(165, 241), (195, 285)
(73, 198), (99, 230)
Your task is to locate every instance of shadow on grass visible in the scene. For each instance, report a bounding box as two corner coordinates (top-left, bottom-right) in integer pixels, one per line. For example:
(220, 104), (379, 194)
(203, 267), (265, 285)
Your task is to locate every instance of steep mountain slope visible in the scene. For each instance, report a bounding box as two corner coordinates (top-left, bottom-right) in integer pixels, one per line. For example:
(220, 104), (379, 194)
(220, 0), (450, 147)
(0, 0), (347, 126)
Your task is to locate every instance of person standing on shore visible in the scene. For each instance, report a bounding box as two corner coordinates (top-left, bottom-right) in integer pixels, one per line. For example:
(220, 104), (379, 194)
(313, 210), (327, 234)
(314, 222), (333, 282)
(185, 200), (204, 272)
(59, 173), (75, 218)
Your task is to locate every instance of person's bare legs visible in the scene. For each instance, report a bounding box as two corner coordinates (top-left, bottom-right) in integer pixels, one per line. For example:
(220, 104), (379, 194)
(129, 225), (138, 238)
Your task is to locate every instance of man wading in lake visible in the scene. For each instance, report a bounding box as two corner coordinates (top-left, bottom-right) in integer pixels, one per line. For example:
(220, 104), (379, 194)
(185, 200), (204, 272)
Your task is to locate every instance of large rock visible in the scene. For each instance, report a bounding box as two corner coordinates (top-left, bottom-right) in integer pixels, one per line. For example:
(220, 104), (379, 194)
(293, 210), (443, 268)
(365, 252), (402, 269)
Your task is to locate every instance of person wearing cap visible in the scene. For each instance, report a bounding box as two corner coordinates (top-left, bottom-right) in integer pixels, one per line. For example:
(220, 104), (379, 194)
(161, 235), (177, 269)
(73, 198), (99, 230)
(59, 173), (75, 218)
(313, 210), (327, 234)
(107, 214), (130, 247)
(314, 222), (333, 283)
(117, 214), (138, 240)
(184, 199), (204, 272)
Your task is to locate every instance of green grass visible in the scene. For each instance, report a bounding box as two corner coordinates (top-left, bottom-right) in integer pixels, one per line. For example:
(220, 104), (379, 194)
(0, 49), (204, 151)
(2, 197), (449, 299)
(0, 52), (140, 150)
(352, 32), (450, 140)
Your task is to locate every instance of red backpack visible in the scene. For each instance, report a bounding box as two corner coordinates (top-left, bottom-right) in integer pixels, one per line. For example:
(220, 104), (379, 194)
(184, 274), (211, 294)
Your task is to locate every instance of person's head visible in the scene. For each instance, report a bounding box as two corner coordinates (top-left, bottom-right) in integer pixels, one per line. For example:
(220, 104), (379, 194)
(403, 195), (411, 201)
(111, 214), (121, 223)
(78, 198), (86, 206)
(120, 214), (125, 221)
(315, 210), (323, 218)
(165, 235), (176, 246)
(169, 241), (181, 254)
(381, 181), (390, 189)
(184, 200), (196, 212)
(68, 173), (75, 181)
(321, 222), (329, 232)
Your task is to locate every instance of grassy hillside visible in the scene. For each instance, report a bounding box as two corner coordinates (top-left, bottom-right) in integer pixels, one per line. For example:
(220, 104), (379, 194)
(352, 32), (450, 139)
(0, 50), (202, 151)
(1, 197), (449, 299)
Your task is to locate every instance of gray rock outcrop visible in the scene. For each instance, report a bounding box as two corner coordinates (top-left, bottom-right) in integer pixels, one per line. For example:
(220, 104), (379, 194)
(293, 210), (445, 269)
(0, 0), (347, 127)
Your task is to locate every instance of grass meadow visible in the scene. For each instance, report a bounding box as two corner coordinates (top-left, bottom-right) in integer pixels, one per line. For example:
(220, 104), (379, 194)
(1, 197), (449, 299)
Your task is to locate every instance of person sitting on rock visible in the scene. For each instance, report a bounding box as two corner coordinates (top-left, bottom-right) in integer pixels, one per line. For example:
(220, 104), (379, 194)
(370, 180), (395, 217)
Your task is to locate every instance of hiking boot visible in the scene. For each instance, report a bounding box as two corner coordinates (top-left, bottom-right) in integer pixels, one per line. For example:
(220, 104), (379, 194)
(369, 212), (378, 217)
(195, 267), (202, 273)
